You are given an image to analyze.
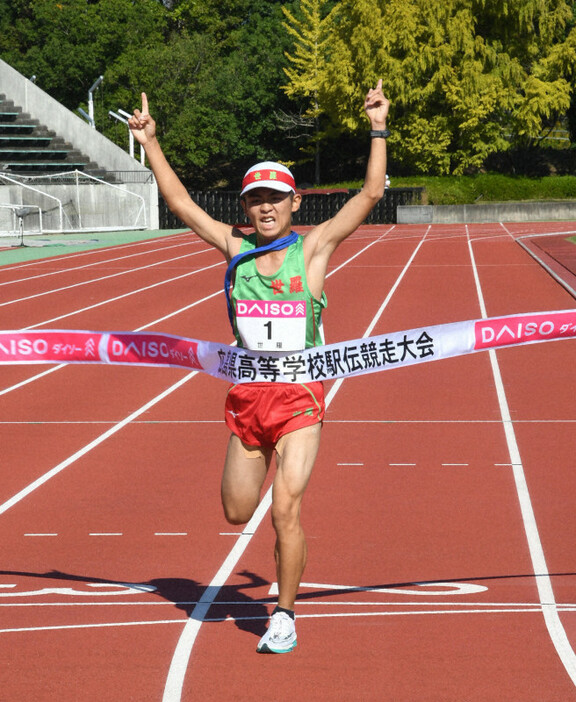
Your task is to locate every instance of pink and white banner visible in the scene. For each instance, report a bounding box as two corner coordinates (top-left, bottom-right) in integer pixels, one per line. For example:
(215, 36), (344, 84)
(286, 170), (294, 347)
(0, 309), (575, 384)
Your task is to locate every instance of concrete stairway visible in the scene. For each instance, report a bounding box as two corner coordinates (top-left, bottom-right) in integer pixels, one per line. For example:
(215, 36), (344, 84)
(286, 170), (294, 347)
(0, 94), (103, 176)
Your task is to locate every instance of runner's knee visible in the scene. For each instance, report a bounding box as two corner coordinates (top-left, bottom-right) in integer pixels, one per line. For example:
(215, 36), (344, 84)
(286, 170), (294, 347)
(222, 499), (256, 525)
(271, 498), (301, 534)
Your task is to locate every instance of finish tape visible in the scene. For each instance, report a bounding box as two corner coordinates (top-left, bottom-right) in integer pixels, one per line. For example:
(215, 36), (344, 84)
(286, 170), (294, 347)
(1, 309), (575, 384)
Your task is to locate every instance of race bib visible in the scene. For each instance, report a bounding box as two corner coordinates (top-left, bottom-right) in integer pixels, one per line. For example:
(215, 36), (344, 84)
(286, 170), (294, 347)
(235, 299), (307, 351)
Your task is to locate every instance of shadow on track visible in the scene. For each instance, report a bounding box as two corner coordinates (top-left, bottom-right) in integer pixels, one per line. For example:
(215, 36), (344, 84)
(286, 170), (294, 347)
(0, 568), (273, 638)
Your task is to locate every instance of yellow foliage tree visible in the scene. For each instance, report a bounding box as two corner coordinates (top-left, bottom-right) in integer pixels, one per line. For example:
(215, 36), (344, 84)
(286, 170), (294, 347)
(284, 0), (576, 175)
(281, 0), (340, 182)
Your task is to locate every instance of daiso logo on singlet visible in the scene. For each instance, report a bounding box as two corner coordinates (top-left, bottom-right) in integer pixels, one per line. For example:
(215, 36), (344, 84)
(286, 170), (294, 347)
(236, 300), (306, 318)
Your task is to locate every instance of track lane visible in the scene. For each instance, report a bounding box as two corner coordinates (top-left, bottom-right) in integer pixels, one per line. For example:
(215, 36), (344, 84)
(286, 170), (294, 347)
(0, 268), (229, 508)
(467, 225), (576, 690)
(0, 228), (408, 700)
(0, 234), (200, 287)
(0, 225), (575, 700)
(182, 224), (576, 700)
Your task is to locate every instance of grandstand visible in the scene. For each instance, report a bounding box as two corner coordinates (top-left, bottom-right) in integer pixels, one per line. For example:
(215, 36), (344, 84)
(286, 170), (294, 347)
(0, 59), (158, 238)
(0, 95), (98, 176)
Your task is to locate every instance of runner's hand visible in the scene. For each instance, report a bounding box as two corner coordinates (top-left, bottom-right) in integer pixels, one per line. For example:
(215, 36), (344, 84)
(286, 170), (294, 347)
(364, 79), (389, 129)
(128, 93), (156, 145)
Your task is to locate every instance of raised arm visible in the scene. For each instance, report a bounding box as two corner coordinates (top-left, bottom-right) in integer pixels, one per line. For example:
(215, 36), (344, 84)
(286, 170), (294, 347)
(128, 93), (234, 258)
(305, 80), (390, 260)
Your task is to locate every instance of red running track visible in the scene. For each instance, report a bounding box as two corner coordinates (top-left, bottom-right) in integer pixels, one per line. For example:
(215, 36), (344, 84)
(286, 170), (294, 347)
(0, 223), (575, 701)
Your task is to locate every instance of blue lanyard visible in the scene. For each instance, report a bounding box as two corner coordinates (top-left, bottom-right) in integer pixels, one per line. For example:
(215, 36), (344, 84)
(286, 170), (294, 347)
(224, 230), (299, 330)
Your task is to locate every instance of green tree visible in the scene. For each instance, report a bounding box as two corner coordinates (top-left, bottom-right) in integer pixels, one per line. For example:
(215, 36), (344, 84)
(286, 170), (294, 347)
(281, 0), (339, 183)
(0, 0), (169, 112)
(316, 0), (576, 174)
(0, 0), (296, 186)
(106, 1), (295, 186)
(558, 2), (576, 142)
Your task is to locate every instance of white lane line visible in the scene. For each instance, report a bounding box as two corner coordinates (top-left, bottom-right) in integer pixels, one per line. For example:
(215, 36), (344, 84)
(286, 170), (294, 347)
(162, 495), (273, 702)
(1, 600), (565, 610)
(133, 290), (222, 331)
(23, 261), (224, 329)
(0, 608), (562, 636)
(221, 608), (551, 621)
(0, 420), (221, 425)
(0, 370), (199, 516)
(327, 226), (395, 277)
(0, 607), (556, 635)
(326, 419), (576, 424)
(0, 231), (194, 273)
(466, 225), (576, 687)
(0, 246), (216, 308)
(24, 533), (58, 537)
(0, 287), (222, 396)
(8, 419), (571, 426)
(0, 602), (189, 608)
(5, 604), (569, 635)
(24, 532), (189, 537)
(0, 238), (201, 288)
(0, 238), (223, 511)
(8, 228), (413, 695)
(0, 620), (187, 634)
(0, 365), (66, 397)
(162, 225), (428, 702)
(324, 226), (430, 407)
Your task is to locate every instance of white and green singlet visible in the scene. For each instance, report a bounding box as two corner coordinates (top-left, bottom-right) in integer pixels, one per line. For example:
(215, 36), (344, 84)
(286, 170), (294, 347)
(231, 232), (327, 352)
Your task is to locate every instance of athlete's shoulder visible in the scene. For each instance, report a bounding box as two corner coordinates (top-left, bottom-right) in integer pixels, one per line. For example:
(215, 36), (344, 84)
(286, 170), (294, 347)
(230, 228), (257, 257)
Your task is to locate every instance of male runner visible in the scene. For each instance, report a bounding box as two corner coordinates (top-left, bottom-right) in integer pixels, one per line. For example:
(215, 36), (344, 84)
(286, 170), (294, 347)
(128, 80), (389, 653)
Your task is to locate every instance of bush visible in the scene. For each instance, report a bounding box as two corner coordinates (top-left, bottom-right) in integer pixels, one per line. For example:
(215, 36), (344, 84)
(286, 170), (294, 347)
(322, 174), (576, 206)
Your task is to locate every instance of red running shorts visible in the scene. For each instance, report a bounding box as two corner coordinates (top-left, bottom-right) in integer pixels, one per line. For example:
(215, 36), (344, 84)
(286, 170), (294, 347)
(224, 381), (325, 448)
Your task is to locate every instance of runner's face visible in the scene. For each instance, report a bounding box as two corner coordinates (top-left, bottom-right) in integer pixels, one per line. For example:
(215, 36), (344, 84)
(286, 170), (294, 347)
(241, 188), (301, 240)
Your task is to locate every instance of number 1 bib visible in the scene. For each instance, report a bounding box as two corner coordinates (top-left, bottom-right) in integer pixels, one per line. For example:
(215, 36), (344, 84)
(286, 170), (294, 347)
(235, 299), (307, 351)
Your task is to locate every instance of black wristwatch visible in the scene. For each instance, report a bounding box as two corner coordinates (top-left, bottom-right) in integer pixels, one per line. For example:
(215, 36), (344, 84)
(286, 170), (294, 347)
(370, 129), (390, 138)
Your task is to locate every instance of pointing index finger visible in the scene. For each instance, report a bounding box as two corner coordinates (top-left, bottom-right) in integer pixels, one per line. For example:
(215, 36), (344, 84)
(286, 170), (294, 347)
(141, 92), (149, 116)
